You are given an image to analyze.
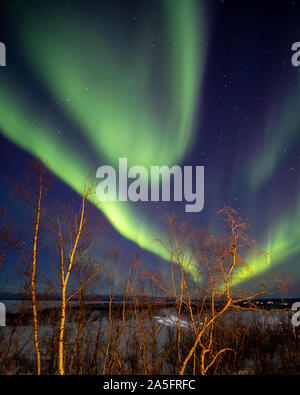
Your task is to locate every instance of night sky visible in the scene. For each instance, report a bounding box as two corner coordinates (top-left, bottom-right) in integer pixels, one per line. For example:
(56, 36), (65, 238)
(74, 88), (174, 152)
(0, 0), (300, 294)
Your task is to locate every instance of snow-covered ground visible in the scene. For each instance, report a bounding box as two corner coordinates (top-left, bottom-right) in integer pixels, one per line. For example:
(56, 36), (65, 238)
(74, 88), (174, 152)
(155, 314), (202, 329)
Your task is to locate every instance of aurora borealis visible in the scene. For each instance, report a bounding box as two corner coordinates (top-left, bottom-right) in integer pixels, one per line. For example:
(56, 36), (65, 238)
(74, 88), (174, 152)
(0, 0), (300, 292)
(0, 0), (205, 271)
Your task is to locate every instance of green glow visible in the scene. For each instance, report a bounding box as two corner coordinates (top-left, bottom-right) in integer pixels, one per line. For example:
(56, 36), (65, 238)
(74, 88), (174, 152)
(232, 203), (300, 286)
(0, 0), (205, 278)
(0, 80), (171, 262)
(248, 78), (300, 191)
(236, 76), (300, 286)
(19, 0), (204, 170)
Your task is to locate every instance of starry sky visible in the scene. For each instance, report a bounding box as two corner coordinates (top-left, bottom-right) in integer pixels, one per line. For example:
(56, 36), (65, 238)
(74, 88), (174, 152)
(0, 0), (300, 294)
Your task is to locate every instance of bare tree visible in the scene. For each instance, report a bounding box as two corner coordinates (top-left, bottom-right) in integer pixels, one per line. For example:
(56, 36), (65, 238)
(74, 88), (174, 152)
(150, 207), (283, 375)
(11, 161), (51, 375)
(54, 179), (103, 375)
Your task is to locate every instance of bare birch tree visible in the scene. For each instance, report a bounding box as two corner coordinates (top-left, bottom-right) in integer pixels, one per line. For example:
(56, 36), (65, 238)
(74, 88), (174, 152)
(54, 178), (103, 375)
(150, 207), (283, 375)
(11, 161), (50, 375)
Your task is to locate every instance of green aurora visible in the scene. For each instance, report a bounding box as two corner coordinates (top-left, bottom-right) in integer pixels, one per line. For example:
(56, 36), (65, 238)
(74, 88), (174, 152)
(0, 0), (204, 277)
(0, 0), (299, 287)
